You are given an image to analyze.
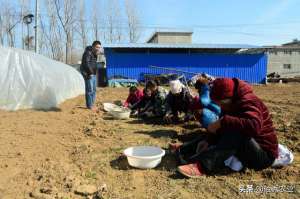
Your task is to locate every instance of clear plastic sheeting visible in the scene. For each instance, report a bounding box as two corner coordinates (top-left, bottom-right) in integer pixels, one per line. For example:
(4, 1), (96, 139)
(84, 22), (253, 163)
(0, 46), (85, 111)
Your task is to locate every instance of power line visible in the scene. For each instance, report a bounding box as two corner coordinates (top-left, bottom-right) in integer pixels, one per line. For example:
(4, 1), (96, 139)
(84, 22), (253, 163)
(3, 13), (300, 28)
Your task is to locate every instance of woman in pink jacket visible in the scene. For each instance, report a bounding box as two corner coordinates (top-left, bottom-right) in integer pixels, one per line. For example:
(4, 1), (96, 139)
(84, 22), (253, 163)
(123, 86), (144, 108)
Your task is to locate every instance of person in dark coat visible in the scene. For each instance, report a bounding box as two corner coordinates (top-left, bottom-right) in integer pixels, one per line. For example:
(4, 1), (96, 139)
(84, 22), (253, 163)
(80, 41), (104, 111)
(130, 88), (152, 115)
(177, 78), (279, 178)
(138, 80), (168, 119)
(164, 80), (197, 123)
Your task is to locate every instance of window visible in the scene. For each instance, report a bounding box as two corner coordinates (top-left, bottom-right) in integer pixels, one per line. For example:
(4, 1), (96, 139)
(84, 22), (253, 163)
(283, 64), (292, 69)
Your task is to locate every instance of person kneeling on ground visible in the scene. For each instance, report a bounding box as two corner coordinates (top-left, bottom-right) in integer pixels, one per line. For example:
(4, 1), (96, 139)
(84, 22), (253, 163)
(169, 76), (221, 164)
(177, 78), (278, 178)
(163, 80), (196, 124)
(193, 75), (221, 128)
(123, 86), (144, 109)
(130, 88), (152, 116)
(138, 80), (168, 119)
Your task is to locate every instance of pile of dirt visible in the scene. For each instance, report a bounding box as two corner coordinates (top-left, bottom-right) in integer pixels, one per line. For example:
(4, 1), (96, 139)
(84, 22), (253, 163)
(0, 85), (299, 199)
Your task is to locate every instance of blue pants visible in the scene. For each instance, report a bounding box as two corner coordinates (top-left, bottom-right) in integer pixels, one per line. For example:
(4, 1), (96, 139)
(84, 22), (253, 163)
(84, 75), (97, 109)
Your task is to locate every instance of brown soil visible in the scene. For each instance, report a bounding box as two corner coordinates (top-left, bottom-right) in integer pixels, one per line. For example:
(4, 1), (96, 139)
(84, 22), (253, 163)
(0, 84), (299, 199)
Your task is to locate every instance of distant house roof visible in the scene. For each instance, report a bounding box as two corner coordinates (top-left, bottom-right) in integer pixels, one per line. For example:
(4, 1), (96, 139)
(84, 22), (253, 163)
(104, 43), (261, 49)
(262, 45), (300, 50)
(146, 30), (193, 43)
(264, 46), (300, 49)
(242, 44), (300, 54)
(282, 40), (300, 46)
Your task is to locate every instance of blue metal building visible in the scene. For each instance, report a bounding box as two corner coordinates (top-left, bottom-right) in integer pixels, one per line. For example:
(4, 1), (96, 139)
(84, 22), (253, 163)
(104, 43), (267, 84)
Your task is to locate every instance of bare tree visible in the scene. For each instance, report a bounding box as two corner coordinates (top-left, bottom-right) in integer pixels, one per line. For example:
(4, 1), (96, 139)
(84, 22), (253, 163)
(125, 0), (141, 43)
(104, 0), (124, 43)
(0, 1), (10, 45)
(114, 2), (123, 43)
(106, 1), (115, 43)
(40, 0), (64, 61)
(38, 17), (46, 54)
(53, 0), (78, 64)
(0, 1), (20, 47)
(0, 0), (35, 48)
(7, 16), (18, 47)
(0, 13), (4, 45)
(91, 0), (102, 41)
(76, 0), (87, 48)
(0, 0), (144, 55)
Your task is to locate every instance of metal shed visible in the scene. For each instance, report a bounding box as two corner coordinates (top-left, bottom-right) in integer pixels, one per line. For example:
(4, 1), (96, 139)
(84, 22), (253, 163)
(103, 43), (267, 84)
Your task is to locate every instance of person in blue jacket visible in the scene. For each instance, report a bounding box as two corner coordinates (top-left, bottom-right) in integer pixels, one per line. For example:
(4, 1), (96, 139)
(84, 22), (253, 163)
(169, 75), (222, 165)
(195, 75), (221, 128)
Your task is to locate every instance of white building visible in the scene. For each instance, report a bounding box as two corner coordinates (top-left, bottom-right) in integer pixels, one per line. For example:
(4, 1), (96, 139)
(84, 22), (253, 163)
(265, 40), (300, 77)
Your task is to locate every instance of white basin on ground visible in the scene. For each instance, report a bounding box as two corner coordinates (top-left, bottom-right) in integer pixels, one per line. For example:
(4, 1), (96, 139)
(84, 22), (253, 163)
(103, 103), (122, 112)
(103, 102), (130, 119)
(109, 109), (131, 119)
(123, 146), (165, 169)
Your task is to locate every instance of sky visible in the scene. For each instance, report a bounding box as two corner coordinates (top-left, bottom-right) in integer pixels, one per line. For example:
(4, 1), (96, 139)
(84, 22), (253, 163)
(125, 0), (300, 45)
(6, 0), (300, 47)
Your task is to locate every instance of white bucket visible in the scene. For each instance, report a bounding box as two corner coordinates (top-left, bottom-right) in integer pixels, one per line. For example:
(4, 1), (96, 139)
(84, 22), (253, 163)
(123, 146), (165, 169)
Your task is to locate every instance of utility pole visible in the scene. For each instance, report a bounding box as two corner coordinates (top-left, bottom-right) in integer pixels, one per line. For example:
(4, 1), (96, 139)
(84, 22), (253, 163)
(27, 24), (30, 50)
(23, 14), (34, 50)
(34, 0), (39, 53)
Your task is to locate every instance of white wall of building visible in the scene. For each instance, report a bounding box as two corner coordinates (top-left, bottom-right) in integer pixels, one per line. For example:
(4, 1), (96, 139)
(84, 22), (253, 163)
(267, 50), (300, 77)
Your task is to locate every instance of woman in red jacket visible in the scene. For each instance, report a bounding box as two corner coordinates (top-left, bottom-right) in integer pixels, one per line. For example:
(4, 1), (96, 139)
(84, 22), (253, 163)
(123, 86), (144, 108)
(177, 78), (279, 178)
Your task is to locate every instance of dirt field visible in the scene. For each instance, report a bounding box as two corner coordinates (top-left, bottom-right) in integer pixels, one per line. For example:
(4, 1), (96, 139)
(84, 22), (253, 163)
(0, 84), (299, 199)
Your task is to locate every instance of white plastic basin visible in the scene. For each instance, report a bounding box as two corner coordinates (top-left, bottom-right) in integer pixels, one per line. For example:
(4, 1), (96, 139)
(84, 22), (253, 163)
(103, 103), (130, 119)
(109, 109), (130, 120)
(123, 146), (165, 169)
(103, 103), (122, 112)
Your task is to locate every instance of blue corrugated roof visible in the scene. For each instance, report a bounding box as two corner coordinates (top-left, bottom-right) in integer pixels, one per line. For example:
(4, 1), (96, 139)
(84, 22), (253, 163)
(104, 43), (262, 49)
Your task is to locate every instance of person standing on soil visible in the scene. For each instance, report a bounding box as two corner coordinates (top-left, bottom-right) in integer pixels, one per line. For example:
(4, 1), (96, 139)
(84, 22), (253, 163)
(80, 41), (104, 111)
(177, 78), (279, 178)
